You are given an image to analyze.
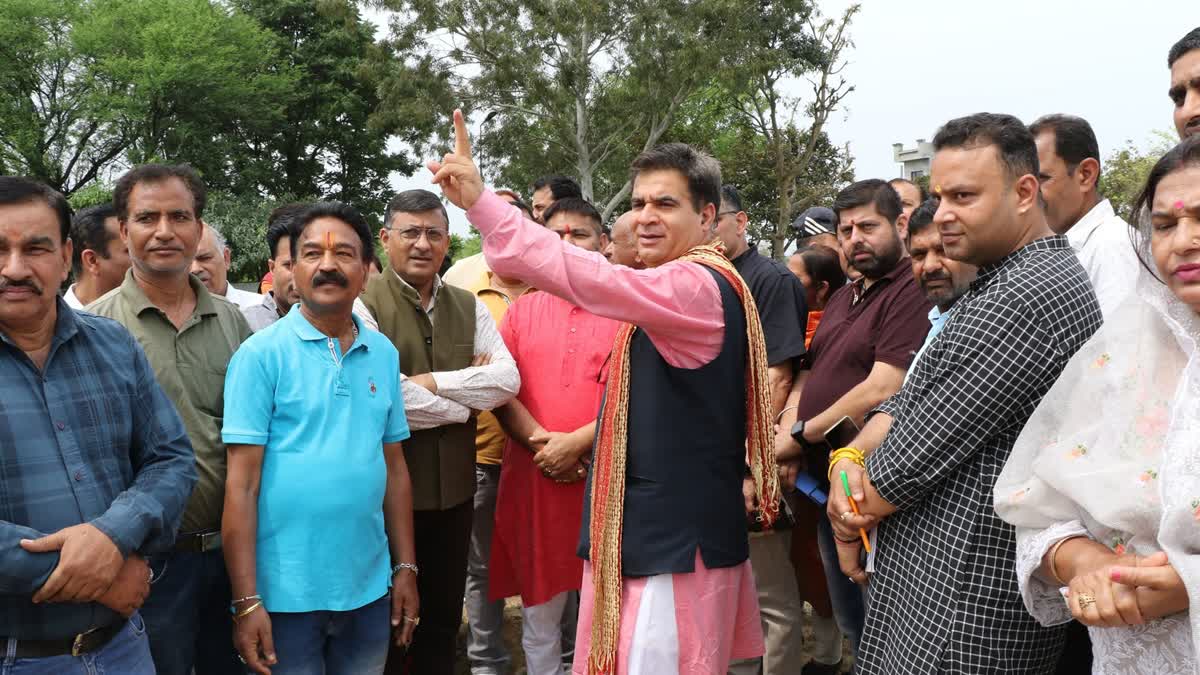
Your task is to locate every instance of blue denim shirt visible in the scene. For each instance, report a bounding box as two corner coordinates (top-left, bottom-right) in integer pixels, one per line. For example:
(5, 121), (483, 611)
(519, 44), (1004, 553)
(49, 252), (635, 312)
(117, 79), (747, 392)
(0, 300), (196, 639)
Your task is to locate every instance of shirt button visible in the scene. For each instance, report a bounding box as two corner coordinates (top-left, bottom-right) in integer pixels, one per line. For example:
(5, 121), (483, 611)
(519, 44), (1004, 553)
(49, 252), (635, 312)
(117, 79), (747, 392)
(73, 470), (83, 482)
(569, 328), (576, 333)
(568, 349), (575, 354)
(56, 421), (65, 431)
(425, 337), (432, 345)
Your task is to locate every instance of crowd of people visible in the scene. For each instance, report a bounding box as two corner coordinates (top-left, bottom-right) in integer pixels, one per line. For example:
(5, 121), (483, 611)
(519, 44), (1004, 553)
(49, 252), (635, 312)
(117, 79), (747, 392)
(1, 23), (1199, 675)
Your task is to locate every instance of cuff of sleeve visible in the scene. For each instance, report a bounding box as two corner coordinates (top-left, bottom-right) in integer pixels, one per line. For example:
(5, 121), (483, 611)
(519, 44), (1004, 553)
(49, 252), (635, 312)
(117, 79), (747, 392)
(465, 190), (508, 236)
(871, 394), (902, 420)
(91, 506), (145, 558)
(222, 431), (269, 445)
(383, 431), (411, 444)
(865, 450), (920, 511)
(1016, 522), (1091, 627)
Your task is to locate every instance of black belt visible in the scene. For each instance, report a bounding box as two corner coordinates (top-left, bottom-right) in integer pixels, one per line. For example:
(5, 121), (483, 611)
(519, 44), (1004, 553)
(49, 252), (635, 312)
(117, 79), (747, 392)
(5, 620), (124, 658)
(173, 530), (222, 553)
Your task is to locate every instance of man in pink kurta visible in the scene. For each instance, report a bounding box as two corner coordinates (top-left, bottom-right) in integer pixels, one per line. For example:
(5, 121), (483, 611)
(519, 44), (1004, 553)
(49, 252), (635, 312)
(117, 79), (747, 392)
(430, 113), (767, 675)
(489, 199), (621, 675)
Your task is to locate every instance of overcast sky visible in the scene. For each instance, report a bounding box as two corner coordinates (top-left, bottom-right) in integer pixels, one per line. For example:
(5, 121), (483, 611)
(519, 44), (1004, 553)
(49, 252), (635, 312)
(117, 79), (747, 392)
(381, 1), (1193, 232)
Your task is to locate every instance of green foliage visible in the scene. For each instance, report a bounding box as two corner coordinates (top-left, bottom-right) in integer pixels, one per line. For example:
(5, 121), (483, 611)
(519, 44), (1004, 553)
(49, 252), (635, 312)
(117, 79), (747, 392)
(1101, 131), (1175, 221)
(68, 182), (113, 210)
(204, 191), (311, 284)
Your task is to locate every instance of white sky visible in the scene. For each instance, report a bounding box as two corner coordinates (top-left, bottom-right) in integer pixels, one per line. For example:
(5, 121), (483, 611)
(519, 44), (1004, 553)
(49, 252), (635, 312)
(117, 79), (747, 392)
(379, 1), (1194, 233)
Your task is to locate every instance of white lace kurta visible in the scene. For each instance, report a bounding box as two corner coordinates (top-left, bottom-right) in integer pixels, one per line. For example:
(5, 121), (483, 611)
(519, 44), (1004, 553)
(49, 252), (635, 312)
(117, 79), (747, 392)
(996, 275), (1200, 675)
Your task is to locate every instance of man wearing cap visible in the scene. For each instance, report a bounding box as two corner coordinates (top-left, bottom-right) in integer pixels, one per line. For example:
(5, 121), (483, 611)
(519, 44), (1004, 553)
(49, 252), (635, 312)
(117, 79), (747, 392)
(793, 207), (852, 280)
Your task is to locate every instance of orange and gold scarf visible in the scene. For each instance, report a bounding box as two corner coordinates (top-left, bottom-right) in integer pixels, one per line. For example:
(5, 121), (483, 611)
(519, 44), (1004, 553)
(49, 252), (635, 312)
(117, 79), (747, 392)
(586, 241), (779, 675)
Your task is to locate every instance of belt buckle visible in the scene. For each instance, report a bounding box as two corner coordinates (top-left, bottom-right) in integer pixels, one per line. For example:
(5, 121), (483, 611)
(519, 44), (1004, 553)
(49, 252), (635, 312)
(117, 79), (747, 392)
(71, 629), (90, 657)
(200, 531), (221, 552)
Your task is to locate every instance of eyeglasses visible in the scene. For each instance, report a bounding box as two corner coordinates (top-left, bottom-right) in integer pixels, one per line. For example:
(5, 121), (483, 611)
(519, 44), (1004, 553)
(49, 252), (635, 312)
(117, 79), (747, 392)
(717, 210), (741, 218)
(387, 226), (448, 244)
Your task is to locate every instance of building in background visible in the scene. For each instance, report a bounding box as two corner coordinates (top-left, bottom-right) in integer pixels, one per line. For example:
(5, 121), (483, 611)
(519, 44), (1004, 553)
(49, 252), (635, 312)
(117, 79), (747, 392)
(892, 139), (935, 180)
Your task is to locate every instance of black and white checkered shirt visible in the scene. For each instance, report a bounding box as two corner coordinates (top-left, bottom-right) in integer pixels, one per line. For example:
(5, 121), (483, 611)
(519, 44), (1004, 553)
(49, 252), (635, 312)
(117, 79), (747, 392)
(859, 236), (1102, 674)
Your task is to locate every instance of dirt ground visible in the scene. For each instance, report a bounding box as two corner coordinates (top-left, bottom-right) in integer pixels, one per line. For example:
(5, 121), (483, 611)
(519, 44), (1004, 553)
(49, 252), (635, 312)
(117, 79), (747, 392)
(454, 600), (854, 674)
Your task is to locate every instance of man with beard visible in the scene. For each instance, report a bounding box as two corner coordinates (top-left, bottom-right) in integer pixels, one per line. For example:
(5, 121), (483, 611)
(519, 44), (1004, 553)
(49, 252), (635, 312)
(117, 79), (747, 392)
(774, 179), (931, 673)
(243, 205), (306, 332)
(904, 198), (977, 378)
(87, 164), (251, 675)
(221, 202), (419, 675)
(1169, 27), (1200, 140)
(828, 113), (1100, 674)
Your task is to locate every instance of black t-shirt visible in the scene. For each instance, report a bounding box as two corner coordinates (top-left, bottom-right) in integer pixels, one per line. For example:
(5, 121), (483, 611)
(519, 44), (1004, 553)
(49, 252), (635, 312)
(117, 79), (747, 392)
(732, 248), (808, 366)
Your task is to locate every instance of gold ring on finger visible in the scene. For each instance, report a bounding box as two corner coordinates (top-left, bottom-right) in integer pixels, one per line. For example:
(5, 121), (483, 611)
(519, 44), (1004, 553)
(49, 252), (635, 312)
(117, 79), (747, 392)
(840, 511), (854, 521)
(1077, 593), (1096, 611)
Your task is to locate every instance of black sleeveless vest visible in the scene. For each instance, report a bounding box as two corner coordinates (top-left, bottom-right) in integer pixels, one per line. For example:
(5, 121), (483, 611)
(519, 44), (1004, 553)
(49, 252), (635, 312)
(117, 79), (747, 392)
(578, 267), (749, 576)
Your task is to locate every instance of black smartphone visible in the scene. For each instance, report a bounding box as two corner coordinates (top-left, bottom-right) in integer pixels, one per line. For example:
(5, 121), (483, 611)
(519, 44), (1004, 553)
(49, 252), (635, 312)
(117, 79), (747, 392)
(823, 415), (860, 449)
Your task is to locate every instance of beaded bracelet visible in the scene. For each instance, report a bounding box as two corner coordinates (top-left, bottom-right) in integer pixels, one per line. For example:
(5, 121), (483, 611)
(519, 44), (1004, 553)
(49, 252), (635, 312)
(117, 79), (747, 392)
(392, 562), (419, 576)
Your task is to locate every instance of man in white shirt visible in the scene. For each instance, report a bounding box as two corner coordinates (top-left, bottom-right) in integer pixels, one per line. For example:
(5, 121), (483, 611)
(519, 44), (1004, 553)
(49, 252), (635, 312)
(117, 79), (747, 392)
(65, 203), (130, 309)
(1030, 114), (1140, 316)
(190, 223), (263, 309)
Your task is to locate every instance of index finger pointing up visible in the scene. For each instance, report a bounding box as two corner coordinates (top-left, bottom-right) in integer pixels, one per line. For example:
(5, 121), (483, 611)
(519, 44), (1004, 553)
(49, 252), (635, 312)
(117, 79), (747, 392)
(453, 109), (471, 158)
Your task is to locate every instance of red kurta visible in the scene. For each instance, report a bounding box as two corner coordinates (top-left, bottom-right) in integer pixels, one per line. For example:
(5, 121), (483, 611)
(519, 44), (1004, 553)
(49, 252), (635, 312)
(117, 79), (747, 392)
(489, 290), (620, 607)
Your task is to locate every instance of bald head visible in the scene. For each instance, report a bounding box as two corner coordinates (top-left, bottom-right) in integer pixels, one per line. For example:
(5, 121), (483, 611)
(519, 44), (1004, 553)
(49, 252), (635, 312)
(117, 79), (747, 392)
(190, 223), (232, 296)
(605, 211), (642, 268)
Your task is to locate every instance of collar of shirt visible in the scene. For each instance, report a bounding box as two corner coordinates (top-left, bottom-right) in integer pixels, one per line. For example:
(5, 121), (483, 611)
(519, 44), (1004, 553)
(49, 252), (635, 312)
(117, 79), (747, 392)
(284, 305), (370, 354)
(0, 296), (81, 357)
(117, 269), (219, 322)
(851, 255), (912, 305)
(261, 291), (279, 317)
(62, 284), (84, 310)
(1066, 199), (1116, 251)
(973, 235), (1071, 288)
(392, 268), (443, 313)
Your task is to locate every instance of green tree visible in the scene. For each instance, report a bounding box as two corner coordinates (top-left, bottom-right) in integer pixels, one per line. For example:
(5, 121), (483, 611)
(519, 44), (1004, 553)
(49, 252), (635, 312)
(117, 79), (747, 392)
(0, 0), (293, 196)
(375, 0), (756, 219)
(1101, 131), (1175, 221)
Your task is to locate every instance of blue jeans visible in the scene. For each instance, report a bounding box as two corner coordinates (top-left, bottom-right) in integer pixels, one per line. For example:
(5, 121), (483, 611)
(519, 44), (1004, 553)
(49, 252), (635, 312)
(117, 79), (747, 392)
(140, 548), (240, 675)
(1, 613), (153, 674)
(268, 595), (391, 675)
(816, 512), (865, 656)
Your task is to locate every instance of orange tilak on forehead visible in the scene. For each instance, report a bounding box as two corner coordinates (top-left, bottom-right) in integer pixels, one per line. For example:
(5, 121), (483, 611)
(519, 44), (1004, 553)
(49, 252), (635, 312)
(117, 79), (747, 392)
(324, 231), (336, 250)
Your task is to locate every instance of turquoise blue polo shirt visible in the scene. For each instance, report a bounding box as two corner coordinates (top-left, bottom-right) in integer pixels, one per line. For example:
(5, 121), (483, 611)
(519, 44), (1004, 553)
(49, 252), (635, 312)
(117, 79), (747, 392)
(222, 306), (409, 613)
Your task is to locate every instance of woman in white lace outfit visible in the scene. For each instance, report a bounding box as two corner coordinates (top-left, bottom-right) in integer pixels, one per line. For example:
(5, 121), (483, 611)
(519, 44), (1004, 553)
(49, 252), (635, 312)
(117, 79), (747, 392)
(995, 136), (1200, 675)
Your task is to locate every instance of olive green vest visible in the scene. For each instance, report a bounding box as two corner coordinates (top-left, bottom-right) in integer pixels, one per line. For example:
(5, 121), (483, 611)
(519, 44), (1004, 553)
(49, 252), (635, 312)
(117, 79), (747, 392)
(362, 272), (478, 511)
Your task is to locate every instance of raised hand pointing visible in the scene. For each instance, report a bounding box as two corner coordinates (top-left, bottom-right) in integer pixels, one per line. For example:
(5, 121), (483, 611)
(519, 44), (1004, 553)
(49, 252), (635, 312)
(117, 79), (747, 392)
(428, 109), (484, 210)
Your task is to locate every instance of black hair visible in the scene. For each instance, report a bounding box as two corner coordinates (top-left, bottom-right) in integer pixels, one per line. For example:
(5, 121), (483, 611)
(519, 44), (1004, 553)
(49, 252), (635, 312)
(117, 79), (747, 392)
(531, 175), (582, 201)
(795, 244), (847, 295)
(932, 113), (1040, 184)
(888, 178), (929, 203)
(288, 201), (374, 262)
(385, 189), (449, 229)
(1029, 114), (1101, 183)
(832, 179), (903, 224)
(1130, 135), (1200, 278)
(720, 184), (744, 212)
(542, 197), (604, 235)
(905, 198), (942, 242)
(0, 176), (73, 243)
(113, 163), (206, 222)
(266, 203), (309, 260)
(630, 142), (722, 213)
(1168, 27), (1200, 67)
(69, 203), (119, 276)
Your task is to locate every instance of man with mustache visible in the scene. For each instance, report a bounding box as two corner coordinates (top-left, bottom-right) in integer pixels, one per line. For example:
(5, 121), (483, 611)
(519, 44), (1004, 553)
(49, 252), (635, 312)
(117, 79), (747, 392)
(65, 203), (131, 309)
(1169, 27), (1200, 140)
(1030, 114), (1139, 318)
(242, 204), (307, 332)
(774, 179), (932, 672)
(356, 188), (519, 675)
(221, 202), (419, 675)
(905, 198), (977, 379)
(87, 163), (252, 675)
(0, 176), (196, 673)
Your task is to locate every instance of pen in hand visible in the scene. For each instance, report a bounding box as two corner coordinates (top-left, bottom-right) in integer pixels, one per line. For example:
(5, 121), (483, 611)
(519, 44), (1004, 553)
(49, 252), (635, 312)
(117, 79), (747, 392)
(841, 469), (872, 553)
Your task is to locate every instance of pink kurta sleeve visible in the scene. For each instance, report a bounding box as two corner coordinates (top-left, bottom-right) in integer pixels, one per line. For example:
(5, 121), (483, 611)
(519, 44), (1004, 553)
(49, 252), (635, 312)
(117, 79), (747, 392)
(466, 190), (724, 368)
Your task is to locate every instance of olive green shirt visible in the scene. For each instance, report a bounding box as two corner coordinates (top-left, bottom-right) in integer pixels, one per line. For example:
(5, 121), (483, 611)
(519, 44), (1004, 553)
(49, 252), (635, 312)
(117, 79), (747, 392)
(87, 270), (251, 533)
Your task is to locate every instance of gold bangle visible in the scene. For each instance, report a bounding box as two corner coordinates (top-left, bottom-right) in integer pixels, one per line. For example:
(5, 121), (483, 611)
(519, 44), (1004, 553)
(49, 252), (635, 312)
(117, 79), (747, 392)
(1047, 536), (1084, 585)
(234, 601), (263, 620)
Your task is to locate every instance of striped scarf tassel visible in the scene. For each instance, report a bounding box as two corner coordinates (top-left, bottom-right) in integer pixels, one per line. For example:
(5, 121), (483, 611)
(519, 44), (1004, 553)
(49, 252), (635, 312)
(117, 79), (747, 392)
(586, 241), (779, 675)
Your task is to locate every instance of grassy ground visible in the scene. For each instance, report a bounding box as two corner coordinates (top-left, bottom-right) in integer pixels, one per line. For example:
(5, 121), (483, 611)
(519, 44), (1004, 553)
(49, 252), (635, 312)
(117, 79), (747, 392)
(454, 601), (853, 674)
